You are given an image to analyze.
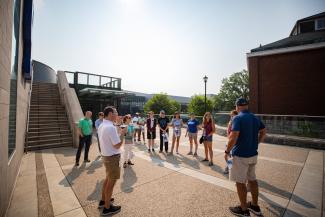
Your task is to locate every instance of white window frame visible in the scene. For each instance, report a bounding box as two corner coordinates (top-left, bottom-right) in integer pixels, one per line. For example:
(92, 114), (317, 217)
(315, 18), (325, 30)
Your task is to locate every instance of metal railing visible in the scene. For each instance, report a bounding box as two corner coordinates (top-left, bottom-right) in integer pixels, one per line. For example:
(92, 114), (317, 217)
(64, 71), (121, 90)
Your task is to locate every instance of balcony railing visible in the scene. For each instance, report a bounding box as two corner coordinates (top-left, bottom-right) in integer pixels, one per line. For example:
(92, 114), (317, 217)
(64, 71), (121, 90)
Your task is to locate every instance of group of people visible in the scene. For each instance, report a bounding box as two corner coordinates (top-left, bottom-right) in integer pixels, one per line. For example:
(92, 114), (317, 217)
(74, 97), (266, 217)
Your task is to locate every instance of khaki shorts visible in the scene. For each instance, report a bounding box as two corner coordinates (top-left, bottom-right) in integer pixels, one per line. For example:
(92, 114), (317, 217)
(188, 132), (197, 139)
(102, 154), (121, 180)
(230, 155), (257, 184)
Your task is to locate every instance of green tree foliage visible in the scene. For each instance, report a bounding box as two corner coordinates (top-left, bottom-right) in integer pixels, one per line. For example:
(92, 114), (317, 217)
(144, 93), (181, 115)
(213, 69), (249, 111)
(188, 95), (213, 116)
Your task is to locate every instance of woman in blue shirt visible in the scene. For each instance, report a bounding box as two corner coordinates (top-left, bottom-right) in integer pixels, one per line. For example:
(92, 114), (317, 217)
(185, 113), (200, 156)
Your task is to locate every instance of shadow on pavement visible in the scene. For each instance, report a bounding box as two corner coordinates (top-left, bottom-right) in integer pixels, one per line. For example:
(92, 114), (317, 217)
(121, 167), (138, 193)
(259, 180), (316, 208)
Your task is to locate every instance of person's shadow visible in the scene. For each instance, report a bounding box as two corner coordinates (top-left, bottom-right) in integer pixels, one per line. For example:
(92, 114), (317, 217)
(87, 179), (104, 201)
(60, 163), (86, 187)
(120, 166), (138, 193)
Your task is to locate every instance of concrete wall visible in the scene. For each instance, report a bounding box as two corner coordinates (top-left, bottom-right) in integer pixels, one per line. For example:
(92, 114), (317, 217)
(57, 71), (84, 148)
(248, 47), (325, 116)
(0, 0), (31, 216)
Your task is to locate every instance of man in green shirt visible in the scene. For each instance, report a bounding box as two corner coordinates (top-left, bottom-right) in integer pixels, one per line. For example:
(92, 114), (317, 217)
(75, 111), (93, 166)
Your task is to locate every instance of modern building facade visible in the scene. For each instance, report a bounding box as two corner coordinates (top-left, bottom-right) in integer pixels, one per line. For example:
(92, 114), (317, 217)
(247, 12), (325, 116)
(0, 0), (33, 216)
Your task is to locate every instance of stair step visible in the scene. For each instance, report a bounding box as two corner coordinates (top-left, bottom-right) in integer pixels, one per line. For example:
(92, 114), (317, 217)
(28, 126), (70, 132)
(27, 133), (72, 141)
(26, 137), (72, 145)
(28, 129), (71, 136)
(25, 142), (72, 151)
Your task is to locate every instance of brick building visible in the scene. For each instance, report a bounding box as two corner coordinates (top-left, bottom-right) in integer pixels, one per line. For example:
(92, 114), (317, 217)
(247, 12), (325, 116)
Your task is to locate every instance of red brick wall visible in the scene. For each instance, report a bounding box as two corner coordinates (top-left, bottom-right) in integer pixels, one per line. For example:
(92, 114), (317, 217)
(248, 47), (325, 116)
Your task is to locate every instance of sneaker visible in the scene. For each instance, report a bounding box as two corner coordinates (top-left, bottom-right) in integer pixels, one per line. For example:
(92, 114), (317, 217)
(75, 162), (79, 167)
(148, 149), (151, 153)
(247, 202), (261, 216)
(165, 150), (168, 154)
(193, 152), (198, 157)
(229, 206), (250, 216)
(208, 162), (214, 166)
(187, 151), (193, 155)
(123, 162), (127, 168)
(98, 198), (115, 209)
(152, 149), (155, 152)
(224, 166), (229, 174)
(127, 161), (134, 165)
(201, 158), (209, 162)
(159, 150), (163, 153)
(102, 205), (121, 216)
(84, 159), (91, 163)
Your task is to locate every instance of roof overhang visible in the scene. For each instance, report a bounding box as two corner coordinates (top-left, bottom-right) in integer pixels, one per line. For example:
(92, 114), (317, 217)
(247, 41), (325, 58)
(79, 88), (135, 98)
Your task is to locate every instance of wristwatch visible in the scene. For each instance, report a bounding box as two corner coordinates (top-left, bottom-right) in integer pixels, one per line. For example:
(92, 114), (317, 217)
(225, 150), (230, 154)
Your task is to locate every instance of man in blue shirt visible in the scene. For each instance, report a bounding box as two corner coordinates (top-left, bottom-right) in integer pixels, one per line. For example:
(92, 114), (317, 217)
(225, 98), (266, 217)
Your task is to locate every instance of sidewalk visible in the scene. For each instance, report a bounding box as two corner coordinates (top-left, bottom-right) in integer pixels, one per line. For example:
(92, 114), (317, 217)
(6, 134), (324, 217)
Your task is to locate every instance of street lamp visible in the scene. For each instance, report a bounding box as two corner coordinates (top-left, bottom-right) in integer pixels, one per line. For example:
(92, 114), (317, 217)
(203, 75), (208, 113)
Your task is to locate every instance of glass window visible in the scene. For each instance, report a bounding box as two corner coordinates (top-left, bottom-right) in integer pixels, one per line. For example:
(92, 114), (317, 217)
(8, 0), (21, 157)
(299, 21), (315, 33)
(316, 18), (325, 30)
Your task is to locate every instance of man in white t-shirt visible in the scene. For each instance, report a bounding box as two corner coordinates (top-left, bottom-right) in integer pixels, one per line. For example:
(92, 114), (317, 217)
(97, 106), (127, 216)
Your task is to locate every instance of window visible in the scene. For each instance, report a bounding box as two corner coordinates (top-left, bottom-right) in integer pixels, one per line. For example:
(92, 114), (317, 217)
(8, 0), (21, 157)
(316, 18), (325, 30)
(299, 20), (315, 33)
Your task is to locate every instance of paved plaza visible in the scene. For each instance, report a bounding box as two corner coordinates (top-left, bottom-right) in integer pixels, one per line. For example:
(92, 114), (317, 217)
(6, 133), (324, 217)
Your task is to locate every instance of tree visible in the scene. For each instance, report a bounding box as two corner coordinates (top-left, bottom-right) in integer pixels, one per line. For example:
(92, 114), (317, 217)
(144, 93), (181, 115)
(213, 69), (249, 111)
(188, 95), (213, 116)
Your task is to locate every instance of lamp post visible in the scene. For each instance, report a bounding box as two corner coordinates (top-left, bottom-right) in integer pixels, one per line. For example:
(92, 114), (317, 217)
(203, 75), (208, 113)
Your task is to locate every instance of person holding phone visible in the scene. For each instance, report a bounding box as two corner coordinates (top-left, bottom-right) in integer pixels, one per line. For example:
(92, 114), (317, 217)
(122, 114), (135, 168)
(98, 106), (127, 215)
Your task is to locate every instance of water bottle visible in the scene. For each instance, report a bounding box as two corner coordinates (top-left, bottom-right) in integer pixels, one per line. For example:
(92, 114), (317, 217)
(227, 159), (233, 170)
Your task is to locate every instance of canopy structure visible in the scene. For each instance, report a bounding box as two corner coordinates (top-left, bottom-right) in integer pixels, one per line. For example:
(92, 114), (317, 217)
(79, 88), (135, 99)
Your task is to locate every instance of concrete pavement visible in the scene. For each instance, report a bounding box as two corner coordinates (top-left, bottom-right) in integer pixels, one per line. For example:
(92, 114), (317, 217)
(6, 133), (324, 217)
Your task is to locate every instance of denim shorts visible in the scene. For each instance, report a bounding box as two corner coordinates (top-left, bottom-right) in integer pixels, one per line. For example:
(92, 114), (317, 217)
(205, 135), (213, 142)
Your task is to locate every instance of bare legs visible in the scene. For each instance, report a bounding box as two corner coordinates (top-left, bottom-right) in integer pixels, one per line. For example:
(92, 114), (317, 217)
(171, 135), (180, 154)
(101, 178), (117, 209)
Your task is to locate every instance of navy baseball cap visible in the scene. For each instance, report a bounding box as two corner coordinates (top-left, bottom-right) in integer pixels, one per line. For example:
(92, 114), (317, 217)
(235, 98), (248, 106)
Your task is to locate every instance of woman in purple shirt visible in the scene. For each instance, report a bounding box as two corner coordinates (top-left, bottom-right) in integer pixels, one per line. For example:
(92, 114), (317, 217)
(201, 112), (215, 166)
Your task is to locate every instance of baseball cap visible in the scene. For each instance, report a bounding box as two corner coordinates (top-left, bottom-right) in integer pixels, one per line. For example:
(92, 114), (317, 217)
(235, 98), (249, 106)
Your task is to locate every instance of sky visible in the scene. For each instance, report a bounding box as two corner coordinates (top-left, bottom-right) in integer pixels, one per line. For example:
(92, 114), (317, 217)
(32, 0), (325, 97)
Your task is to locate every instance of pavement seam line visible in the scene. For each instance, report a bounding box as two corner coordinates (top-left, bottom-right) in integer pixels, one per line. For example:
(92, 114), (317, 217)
(36, 151), (55, 217)
(282, 150), (311, 217)
(54, 152), (90, 217)
(42, 150), (86, 217)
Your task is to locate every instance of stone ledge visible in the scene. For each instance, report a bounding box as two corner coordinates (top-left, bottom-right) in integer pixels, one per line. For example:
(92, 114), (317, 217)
(216, 125), (325, 150)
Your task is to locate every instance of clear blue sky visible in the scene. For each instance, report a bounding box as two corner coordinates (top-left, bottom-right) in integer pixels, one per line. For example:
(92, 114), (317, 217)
(32, 0), (325, 97)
